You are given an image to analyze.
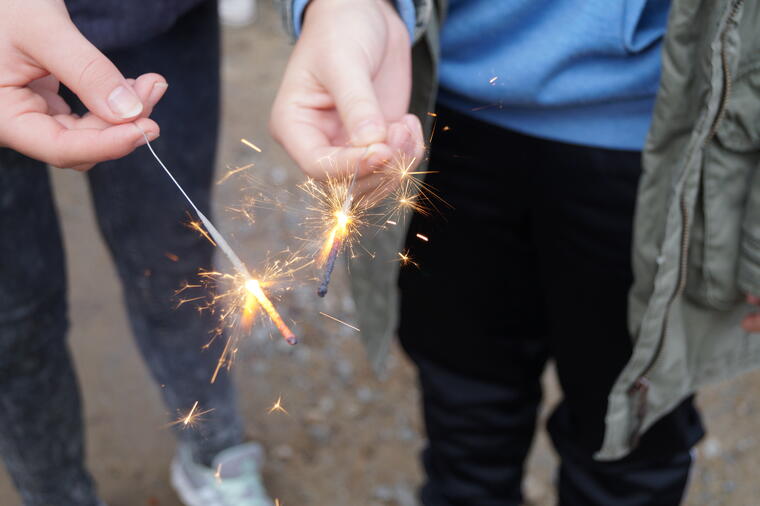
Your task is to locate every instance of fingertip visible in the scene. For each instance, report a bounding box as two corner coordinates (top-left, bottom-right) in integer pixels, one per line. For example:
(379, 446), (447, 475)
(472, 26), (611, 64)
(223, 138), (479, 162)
(132, 118), (160, 147)
(387, 122), (409, 151)
(149, 82), (169, 106)
(362, 143), (393, 176)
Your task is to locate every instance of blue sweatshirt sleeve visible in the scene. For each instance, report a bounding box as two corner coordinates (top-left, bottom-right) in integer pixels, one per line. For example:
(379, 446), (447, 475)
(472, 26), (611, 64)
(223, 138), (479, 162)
(292, 0), (416, 39)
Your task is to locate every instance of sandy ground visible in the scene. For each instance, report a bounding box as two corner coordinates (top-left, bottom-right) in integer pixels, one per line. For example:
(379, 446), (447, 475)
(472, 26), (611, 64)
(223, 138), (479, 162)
(2, 3), (760, 505)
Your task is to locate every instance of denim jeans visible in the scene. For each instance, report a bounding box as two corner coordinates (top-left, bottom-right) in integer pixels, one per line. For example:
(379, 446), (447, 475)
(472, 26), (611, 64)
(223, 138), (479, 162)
(0, 3), (243, 505)
(398, 105), (705, 506)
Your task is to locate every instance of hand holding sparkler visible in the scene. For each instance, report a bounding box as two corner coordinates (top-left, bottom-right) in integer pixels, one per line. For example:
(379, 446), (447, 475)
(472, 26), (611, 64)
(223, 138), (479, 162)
(0, 0), (165, 170)
(269, 0), (424, 184)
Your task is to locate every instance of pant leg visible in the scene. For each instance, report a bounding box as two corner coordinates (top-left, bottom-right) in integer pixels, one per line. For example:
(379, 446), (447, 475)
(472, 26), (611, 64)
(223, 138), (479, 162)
(70, 1), (243, 466)
(0, 151), (99, 505)
(398, 106), (549, 506)
(528, 137), (704, 505)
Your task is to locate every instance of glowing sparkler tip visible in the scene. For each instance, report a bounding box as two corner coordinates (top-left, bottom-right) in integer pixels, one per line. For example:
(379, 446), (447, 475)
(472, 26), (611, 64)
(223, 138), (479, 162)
(245, 278), (259, 293)
(335, 210), (351, 228)
(245, 277), (298, 345)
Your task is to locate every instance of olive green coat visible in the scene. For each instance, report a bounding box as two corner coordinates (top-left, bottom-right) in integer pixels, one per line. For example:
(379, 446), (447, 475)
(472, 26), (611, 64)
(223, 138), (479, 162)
(280, 0), (760, 459)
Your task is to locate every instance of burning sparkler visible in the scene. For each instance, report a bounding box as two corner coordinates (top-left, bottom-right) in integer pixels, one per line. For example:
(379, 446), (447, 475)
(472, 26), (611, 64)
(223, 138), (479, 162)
(137, 127), (299, 381)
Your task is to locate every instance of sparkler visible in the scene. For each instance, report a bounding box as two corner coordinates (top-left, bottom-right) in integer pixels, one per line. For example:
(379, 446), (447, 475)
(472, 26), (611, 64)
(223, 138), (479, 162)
(317, 161), (360, 297)
(137, 127), (298, 353)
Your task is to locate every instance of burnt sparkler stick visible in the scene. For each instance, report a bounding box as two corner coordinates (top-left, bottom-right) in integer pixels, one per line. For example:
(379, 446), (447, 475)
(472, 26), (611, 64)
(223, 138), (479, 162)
(317, 232), (343, 297)
(137, 126), (297, 345)
(317, 161), (360, 297)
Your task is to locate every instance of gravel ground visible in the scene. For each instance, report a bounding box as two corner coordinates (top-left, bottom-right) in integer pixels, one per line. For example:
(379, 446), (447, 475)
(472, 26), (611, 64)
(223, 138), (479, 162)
(1, 3), (759, 505)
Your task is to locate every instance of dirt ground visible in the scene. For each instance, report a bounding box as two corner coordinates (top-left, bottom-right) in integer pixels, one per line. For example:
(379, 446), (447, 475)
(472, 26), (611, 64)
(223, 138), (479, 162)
(2, 3), (760, 505)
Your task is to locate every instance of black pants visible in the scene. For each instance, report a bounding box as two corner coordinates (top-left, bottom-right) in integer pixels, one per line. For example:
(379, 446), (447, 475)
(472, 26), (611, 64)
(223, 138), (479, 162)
(398, 106), (704, 506)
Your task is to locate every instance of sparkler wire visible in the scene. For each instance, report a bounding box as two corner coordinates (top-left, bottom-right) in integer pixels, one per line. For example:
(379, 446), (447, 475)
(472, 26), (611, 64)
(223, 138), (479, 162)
(137, 127), (249, 277)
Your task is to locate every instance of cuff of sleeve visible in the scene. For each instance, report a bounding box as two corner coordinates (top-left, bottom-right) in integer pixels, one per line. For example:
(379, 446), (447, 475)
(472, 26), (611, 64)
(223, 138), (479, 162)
(292, 0), (310, 37)
(292, 0), (417, 40)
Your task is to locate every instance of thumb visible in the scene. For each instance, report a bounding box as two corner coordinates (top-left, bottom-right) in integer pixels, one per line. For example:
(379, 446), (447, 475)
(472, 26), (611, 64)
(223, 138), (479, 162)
(21, 10), (143, 123)
(323, 59), (387, 147)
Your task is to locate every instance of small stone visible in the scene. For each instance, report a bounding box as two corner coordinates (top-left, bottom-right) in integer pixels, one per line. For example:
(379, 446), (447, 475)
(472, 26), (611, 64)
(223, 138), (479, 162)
(336, 359), (354, 382)
(307, 424), (331, 443)
(356, 387), (374, 403)
(394, 483), (416, 506)
(305, 409), (326, 424)
(318, 396), (336, 413)
(372, 485), (394, 502)
(272, 444), (294, 461)
(702, 437), (721, 459)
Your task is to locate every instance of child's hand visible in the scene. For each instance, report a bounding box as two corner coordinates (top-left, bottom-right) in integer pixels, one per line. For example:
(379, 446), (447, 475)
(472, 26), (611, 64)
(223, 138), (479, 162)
(270, 0), (424, 192)
(0, 0), (166, 170)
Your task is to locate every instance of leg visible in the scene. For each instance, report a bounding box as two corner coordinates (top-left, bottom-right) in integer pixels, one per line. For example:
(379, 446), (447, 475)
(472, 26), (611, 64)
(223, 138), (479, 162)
(529, 139), (704, 505)
(76, 2), (243, 465)
(0, 151), (99, 505)
(398, 106), (548, 505)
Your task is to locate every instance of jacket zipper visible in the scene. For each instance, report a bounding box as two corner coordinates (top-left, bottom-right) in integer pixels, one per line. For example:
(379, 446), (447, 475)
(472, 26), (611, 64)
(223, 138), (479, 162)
(627, 0), (745, 448)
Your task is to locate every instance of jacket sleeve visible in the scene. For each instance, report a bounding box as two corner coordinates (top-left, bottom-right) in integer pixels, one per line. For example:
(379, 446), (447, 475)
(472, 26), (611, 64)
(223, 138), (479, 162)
(275, 0), (435, 43)
(738, 166), (760, 296)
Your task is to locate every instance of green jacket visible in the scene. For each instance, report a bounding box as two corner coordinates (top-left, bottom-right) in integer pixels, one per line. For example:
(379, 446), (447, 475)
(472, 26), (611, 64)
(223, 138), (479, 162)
(280, 0), (760, 459)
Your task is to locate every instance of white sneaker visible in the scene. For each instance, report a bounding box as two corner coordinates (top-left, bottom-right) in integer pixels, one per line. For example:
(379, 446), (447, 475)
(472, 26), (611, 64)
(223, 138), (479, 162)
(171, 442), (273, 506)
(219, 0), (257, 27)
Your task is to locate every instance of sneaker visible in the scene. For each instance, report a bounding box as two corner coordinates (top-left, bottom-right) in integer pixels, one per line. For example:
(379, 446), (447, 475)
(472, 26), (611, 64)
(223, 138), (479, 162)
(171, 442), (273, 506)
(219, 0), (257, 27)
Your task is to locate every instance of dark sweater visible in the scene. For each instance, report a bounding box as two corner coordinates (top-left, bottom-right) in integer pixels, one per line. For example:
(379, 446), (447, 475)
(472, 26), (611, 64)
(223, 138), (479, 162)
(65, 0), (207, 50)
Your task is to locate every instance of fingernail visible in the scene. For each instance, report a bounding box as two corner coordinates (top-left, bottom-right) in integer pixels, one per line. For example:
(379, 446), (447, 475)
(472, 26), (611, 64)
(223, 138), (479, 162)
(108, 85), (143, 119)
(363, 144), (388, 169)
(149, 82), (169, 105)
(352, 121), (385, 146)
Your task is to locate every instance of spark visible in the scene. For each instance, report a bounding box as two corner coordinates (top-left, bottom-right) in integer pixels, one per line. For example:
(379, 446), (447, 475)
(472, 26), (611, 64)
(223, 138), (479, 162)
(319, 311), (360, 332)
(166, 401), (214, 430)
(489, 76), (499, 84)
(214, 463), (222, 484)
(372, 152), (449, 224)
(416, 233), (429, 242)
(186, 219), (217, 246)
(268, 396), (288, 415)
(165, 252), (179, 262)
(397, 250), (419, 269)
(275, 500), (282, 506)
(241, 138), (262, 153)
(217, 163), (254, 185)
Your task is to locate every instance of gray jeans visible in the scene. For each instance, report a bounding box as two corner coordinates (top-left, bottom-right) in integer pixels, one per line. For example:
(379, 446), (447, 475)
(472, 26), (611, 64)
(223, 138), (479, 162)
(0, 4), (243, 505)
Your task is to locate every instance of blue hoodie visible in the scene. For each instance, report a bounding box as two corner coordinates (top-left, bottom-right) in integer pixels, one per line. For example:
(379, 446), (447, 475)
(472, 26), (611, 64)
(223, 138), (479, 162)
(294, 0), (671, 151)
